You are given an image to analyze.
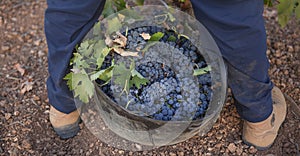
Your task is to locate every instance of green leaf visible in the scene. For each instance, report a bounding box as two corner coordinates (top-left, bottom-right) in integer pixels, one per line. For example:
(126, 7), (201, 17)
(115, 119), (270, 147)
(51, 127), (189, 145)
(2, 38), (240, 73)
(149, 32), (164, 41)
(90, 70), (106, 81)
(93, 22), (101, 35)
(167, 35), (177, 42)
(93, 40), (107, 59)
(295, 1), (300, 19)
(130, 75), (149, 89)
(112, 0), (126, 11)
(96, 47), (111, 69)
(102, 0), (116, 18)
(113, 63), (132, 93)
(71, 53), (89, 68)
(99, 66), (114, 82)
(107, 17), (122, 34)
(277, 0), (294, 27)
(78, 40), (94, 57)
(64, 71), (94, 103)
(193, 66), (212, 76)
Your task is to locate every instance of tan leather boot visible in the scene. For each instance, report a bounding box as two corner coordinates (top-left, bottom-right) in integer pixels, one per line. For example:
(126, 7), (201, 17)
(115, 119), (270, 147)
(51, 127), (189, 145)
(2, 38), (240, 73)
(49, 106), (81, 139)
(242, 86), (287, 150)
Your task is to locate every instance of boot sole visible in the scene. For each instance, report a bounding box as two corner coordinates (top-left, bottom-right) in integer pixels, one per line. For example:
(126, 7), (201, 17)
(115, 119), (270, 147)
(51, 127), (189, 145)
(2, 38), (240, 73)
(242, 135), (273, 151)
(53, 118), (82, 139)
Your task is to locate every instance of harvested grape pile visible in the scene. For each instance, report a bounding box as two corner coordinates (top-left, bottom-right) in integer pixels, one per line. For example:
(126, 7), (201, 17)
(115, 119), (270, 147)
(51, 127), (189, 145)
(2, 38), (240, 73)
(98, 26), (212, 121)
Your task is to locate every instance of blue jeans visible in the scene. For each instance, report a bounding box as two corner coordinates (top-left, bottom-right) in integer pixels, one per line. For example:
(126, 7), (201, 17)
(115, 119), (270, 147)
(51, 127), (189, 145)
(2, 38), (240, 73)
(45, 0), (273, 123)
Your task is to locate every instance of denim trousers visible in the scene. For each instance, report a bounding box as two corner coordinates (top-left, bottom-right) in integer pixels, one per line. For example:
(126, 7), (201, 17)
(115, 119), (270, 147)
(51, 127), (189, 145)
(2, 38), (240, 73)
(44, 0), (273, 122)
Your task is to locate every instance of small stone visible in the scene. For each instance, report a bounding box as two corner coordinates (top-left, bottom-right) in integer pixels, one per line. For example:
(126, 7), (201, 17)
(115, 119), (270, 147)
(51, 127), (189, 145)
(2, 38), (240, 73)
(13, 111), (20, 116)
(228, 143), (237, 153)
(216, 134), (223, 140)
(5, 113), (12, 120)
(236, 147), (243, 155)
(2, 45), (9, 51)
(178, 151), (184, 156)
(118, 150), (124, 154)
(169, 152), (176, 156)
(22, 140), (31, 149)
(248, 146), (257, 154)
(276, 59), (282, 65)
(34, 39), (41, 46)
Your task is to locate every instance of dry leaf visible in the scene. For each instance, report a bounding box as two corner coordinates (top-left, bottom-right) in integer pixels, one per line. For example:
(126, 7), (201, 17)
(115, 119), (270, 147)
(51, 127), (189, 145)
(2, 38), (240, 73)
(20, 81), (34, 94)
(113, 47), (138, 57)
(140, 32), (151, 40)
(105, 34), (114, 47)
(113, 31), (127, 47)
(14, 63), (25, 76)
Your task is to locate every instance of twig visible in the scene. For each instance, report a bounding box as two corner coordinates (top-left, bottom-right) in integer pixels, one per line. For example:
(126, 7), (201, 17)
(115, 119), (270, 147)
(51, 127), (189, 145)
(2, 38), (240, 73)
(5, 75), (21, 81)
(7, 121), (25, 127)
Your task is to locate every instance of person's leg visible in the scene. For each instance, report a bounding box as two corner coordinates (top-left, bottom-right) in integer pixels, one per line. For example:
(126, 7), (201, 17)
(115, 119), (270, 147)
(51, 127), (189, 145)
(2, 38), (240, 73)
(44, 0), (106, 138)
(190, 0), (286, 149)
(190, 0), (272, 124)
(45, 0), (106, 114)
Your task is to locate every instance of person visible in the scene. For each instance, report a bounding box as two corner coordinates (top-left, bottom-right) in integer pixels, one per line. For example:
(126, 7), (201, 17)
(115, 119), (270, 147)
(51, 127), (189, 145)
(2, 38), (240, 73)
(45, 0), (286, 150)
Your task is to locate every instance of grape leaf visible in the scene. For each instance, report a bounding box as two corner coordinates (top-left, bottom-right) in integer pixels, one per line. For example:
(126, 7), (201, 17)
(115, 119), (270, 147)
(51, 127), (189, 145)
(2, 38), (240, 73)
(277, 0), (294, 27)
(167, 35), (177, 42)
(99, 65), (114, 82)
(90, 70), (106, 81)
(78, 40), (94, 57)
(71, 53), (89, 68)
(295, 1), (300, 19)
(107, 17), (122, 35)
(149, 32), (164, 41)
(93, 22), (101, 35)
(193, 66), (212, 76)
(64, 71), (94, 103)
(102, 0), (115, 18)
(93, 40), (107, 59)
(96, 47), (111, 69)
(130, 75), (149, 89)
(113, 63), (131, 93)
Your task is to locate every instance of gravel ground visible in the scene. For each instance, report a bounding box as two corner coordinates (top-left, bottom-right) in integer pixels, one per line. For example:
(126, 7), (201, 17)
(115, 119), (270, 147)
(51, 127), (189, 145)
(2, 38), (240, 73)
(0, 0), (299, 155)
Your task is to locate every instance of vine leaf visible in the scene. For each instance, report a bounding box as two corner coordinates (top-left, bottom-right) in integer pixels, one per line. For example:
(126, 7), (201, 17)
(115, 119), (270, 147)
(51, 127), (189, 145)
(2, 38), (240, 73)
(64, 71), (94, 103)
(130, 75), (149, 89)
(167, 35), (177, 42)
(113, 63), (132, 93)
(93, 40), (106, 59)
(99, 65), (114, 82)
(96, 47), (111, 69)
(193, 66), (212, 76)
(107, 17), (122, 34)
(149, 32), (164, 41)
(277, 0), (294, 27)
(71, 53), (89, 68)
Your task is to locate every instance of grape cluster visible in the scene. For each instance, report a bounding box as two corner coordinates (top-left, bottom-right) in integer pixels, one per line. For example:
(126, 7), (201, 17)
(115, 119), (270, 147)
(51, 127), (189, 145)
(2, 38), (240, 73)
(98, 26), (213, 121)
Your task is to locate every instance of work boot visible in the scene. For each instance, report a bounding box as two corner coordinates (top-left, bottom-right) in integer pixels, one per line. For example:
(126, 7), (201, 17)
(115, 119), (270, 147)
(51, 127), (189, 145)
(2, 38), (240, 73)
(242, 86), (287, 150)
(49, 106), (81, 139)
